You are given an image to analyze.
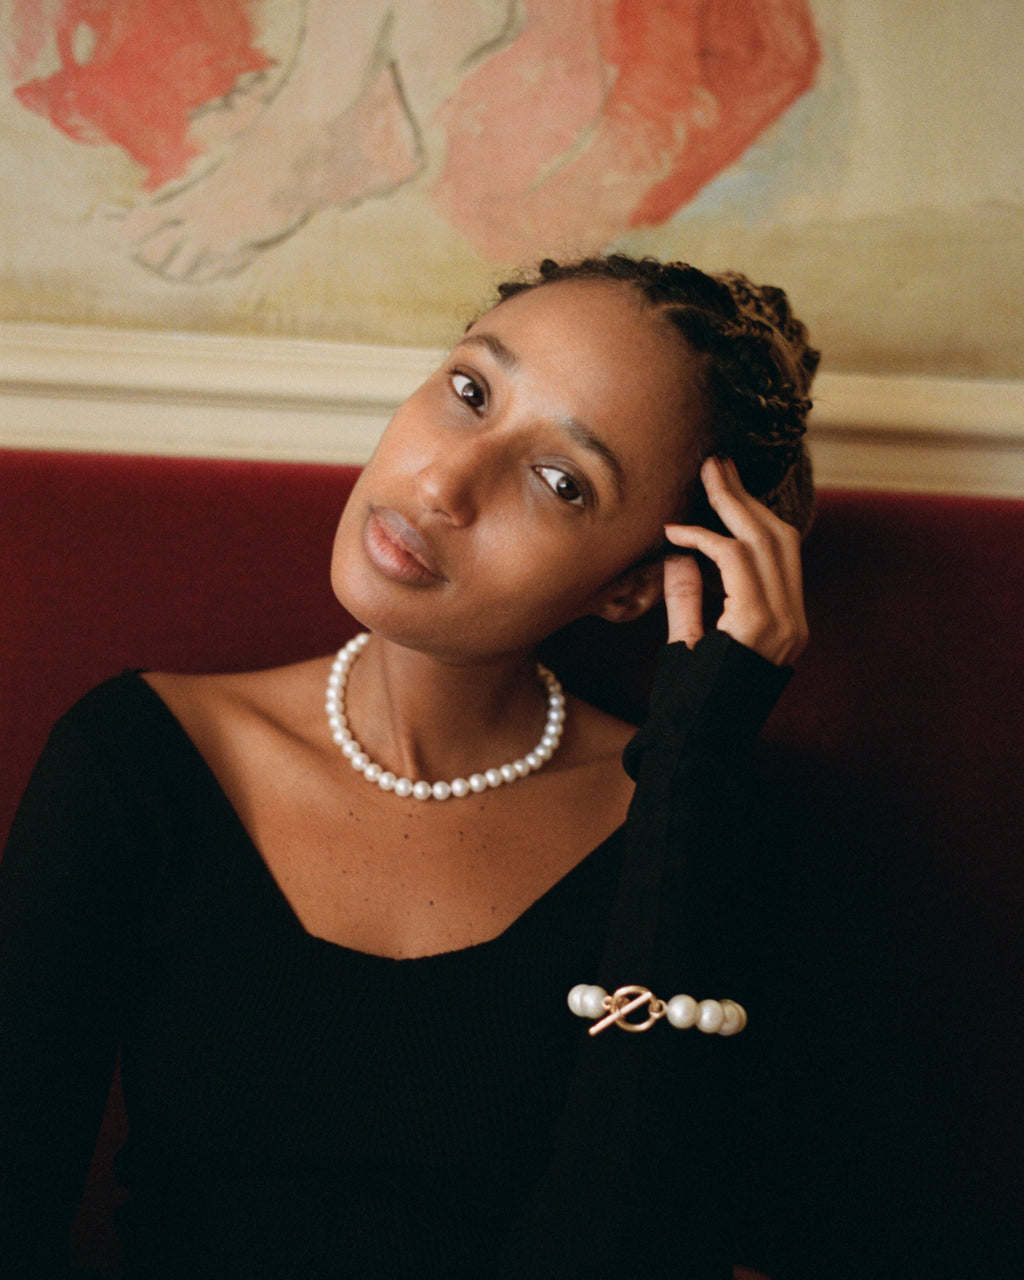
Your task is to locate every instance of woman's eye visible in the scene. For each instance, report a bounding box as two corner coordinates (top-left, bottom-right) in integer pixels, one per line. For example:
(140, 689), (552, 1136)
(536, 466), (585, 506)
(451, 372), (485, 409)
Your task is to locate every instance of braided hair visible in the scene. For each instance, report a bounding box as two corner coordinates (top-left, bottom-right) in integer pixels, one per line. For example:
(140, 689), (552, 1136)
(494, 254), (819, 536)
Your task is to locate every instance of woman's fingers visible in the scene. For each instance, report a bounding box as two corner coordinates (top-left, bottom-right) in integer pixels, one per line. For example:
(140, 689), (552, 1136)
(664, 458), (808, 666)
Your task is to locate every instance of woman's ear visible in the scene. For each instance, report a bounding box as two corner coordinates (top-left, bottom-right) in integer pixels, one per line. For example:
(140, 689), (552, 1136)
(591, 560), (665, 624)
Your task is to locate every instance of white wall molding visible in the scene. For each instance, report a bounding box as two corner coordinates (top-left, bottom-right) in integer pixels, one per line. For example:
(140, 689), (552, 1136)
(2, 322), (1022, 496)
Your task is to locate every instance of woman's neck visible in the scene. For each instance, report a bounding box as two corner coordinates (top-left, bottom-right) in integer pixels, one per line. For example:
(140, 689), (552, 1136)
(340, 634), (555, 784)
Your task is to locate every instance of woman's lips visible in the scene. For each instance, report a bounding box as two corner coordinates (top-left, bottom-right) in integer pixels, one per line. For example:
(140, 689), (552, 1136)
(363, 508), (445, 585)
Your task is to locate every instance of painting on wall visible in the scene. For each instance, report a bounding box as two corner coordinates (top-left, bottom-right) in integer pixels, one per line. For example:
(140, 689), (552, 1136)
(6, 0), (818, 274)
(2, 0), (1022, 377)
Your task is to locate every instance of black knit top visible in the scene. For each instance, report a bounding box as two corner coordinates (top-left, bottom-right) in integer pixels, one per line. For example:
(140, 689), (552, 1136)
(1, 636), (795, 1279)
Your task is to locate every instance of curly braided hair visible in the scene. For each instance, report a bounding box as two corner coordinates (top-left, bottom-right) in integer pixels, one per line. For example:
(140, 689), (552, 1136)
(494, 254), (819, 535)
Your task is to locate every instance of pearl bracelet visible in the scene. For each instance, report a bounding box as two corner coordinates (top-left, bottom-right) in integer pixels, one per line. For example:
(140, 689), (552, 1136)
(568, 984), (747, 1037)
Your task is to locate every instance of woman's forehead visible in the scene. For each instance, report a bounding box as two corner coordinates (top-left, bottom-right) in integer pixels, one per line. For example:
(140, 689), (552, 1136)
(467, 279), (692, 394)
(476, 275), (652, 333)
(471, 280), (696, 419)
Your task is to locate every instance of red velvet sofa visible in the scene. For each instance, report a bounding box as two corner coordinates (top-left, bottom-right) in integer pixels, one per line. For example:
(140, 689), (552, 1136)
(2, 447), (1021, 1274)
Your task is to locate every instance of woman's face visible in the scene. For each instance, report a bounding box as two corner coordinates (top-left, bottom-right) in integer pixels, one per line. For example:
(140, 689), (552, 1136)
(331, 278), (703, 661)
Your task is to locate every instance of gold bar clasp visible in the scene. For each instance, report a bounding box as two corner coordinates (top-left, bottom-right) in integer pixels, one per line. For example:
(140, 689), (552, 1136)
(588, 985), (667, 1036)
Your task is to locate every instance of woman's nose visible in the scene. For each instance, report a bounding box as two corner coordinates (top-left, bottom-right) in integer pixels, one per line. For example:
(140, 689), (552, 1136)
(414, 437), (488, 526)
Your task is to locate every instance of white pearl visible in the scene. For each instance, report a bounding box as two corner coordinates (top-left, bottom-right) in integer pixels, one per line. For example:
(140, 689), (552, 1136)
(431, 781), (452, 800)
(665, 994), (699, 1029)
(500, 763), (517, 783)
(697, 999), (725, 1034)
(485, 768), (503, 788)
(331, 730), (348, 746)
(525, 751), (541, 769)
(364, 762), (382, 783)
(567, 984), (591, 1017)
(451, 778), (470, 797)
(378, 771), (396, 791)
(341, 740), (358, 759)
(394, 777), (413, 798)
(412, 781), (432, 801)
(513, 759), (530, 777)
(469, 774), (488, 793)
(578, 985), (609, 1019)
(719, 1001), (747, 1036)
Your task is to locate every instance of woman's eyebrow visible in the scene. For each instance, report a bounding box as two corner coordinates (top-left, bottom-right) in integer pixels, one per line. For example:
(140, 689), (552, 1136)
(561, 416), (625, 499)
(459, 331), (625, 498)
(461, 331), (519, 373)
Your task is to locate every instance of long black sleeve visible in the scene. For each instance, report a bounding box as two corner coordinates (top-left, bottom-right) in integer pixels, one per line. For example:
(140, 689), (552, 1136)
(0, 713), (140, 1276)
(499, 634), (793, 1279)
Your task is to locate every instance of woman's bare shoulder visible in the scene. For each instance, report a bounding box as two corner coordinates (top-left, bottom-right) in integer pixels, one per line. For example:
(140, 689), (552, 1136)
(141, 655), (333, 748)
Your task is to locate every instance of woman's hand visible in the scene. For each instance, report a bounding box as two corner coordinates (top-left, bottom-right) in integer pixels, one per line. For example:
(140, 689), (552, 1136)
(662, 456), (808, 666)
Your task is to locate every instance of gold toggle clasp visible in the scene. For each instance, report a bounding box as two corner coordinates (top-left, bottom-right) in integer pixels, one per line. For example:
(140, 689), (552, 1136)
(588, 985), (667, 1036)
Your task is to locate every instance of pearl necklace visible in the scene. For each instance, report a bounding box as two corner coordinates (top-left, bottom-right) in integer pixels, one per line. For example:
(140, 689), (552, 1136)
(324, 632), (567, 800)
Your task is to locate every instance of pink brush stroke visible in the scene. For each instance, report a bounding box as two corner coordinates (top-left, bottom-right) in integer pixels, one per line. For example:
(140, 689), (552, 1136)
(13, 0), (273, 190)
(432, 0), (821, 259)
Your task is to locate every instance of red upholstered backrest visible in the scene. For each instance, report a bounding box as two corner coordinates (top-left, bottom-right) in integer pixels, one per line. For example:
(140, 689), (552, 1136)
(2, 448), (1022, 1266)
(774, 486), (1023, 924)
(772, 490), (1024, 1216)
(2, 449), (363, 845)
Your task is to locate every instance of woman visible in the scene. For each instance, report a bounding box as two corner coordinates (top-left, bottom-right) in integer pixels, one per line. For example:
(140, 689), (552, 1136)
(1, 256), (821, 1277)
